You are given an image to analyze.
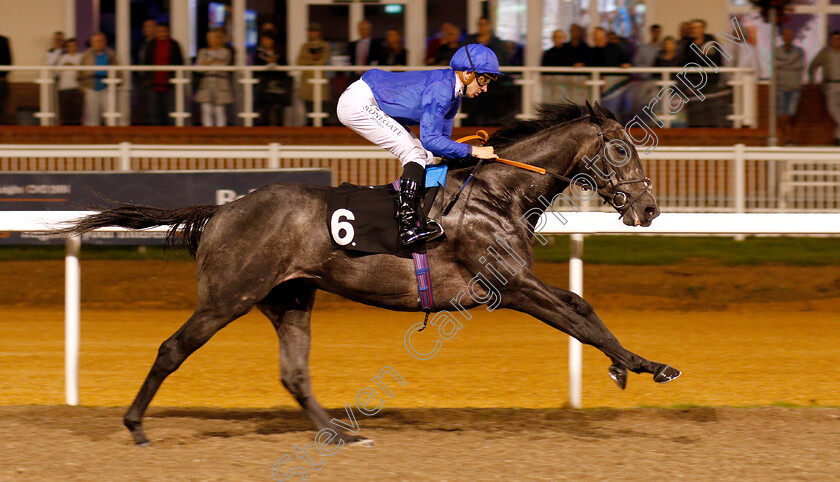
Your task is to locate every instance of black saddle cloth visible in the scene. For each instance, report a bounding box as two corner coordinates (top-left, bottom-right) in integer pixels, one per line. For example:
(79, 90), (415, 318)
(326, 182), (441, 258)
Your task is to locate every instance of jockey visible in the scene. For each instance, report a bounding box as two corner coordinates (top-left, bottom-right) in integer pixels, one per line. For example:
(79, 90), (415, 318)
(337, 44), (502, 248)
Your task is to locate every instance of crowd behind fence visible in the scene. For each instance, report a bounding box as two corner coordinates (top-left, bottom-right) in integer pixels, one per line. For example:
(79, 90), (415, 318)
(0, 143), (837, 212)
(0, 65), (758, 129)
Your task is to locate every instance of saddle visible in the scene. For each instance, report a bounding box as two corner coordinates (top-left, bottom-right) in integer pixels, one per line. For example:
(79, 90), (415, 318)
(325, 165), (448, 259)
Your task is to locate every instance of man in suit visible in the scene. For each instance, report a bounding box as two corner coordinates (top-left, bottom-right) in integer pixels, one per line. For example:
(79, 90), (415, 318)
(0, 33), (11, 125)
(349, 20), (384, 67)
(682, 19), (723, 127)
(142, 23), (184, 126)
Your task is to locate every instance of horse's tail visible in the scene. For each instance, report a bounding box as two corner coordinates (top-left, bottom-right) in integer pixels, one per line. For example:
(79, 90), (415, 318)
(53, 202), (220, 256)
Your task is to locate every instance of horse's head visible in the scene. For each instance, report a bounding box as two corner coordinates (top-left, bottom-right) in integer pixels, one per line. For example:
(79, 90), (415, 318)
(571, 101), (660, 227)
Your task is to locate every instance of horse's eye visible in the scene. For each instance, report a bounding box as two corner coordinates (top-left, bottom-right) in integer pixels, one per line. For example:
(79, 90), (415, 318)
(615, 146), (627, 156)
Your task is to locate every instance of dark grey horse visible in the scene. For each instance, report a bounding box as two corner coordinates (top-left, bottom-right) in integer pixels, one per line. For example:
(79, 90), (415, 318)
(58, 101), (679, 446)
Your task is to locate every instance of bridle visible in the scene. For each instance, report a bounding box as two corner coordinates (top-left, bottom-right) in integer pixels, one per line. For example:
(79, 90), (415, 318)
(556, 122), (653, 217)
(450, 118), (652, 219)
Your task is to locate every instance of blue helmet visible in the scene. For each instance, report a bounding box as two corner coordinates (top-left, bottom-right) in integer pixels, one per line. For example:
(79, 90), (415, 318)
(450, 44), (503, 76)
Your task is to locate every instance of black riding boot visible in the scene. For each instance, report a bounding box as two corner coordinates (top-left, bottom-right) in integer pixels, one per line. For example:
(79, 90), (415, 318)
(397, 162), (444, 247)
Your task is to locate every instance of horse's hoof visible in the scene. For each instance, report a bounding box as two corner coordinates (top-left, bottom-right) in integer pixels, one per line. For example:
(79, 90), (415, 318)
(348, 437), (374, 448)
(654, 365), (681, 384)
(124, 419), (149, 446)
(608, 365), (627, 390)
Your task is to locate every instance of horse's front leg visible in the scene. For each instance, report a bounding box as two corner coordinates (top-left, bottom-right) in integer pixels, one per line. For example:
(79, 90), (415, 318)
(502, 275), (680, 388)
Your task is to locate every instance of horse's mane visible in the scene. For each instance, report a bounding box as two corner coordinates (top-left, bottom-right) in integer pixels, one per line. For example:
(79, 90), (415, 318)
(485, 101), (617, 149)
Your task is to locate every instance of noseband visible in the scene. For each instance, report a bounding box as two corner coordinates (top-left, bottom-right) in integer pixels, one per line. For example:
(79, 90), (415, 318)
(592, 125), (652, 216)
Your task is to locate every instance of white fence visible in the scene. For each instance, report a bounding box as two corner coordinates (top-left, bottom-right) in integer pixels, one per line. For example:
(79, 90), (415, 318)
(1, 144), (839, 212)
(3, 211), (840, 408)
(3, 64), (757, 128)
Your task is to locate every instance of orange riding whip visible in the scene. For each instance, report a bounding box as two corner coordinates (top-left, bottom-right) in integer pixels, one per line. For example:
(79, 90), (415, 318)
(442, 130), (546, 215)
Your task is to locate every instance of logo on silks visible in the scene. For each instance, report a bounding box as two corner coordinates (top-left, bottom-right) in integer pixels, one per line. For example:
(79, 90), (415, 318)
(361, 104), (404, 137)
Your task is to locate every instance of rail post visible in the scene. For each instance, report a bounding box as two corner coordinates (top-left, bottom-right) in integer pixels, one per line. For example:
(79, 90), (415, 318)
(65, 235), (81, 406)
(35, 68), (56, 126)
(734, 143), (746, 240)
(515, 69), (537, 120)
(268, 142), (281, 169)
(103, 69), (122, 127)
(308, 69), (328, 127)
(656, 70), (677, 128)
(170, 69), (191, 127)
(238, 69), (259, 127)
(119, 141), (132, 171)
(568, 233), (584, 408)
(727, 69), (744, 128)
(585, 71), (603, 104)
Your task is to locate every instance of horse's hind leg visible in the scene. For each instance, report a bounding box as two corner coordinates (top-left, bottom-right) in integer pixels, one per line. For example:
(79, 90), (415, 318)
(258, 281), (370, 445)
(123, 304), (250, 446)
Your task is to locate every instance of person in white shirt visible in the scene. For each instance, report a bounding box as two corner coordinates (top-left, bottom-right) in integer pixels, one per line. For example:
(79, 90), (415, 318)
(46, 31), (65, 65)
(56, 38), (83, 125)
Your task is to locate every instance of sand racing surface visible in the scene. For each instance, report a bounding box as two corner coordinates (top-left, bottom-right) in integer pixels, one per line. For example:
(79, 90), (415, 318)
(1, 258), (838, 479)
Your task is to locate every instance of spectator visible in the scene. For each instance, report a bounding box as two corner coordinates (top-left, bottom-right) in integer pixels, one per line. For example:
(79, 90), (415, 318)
(194, 28), (232, 127)
(46, 31), (65, 65)
(653, 36), (682, 69)
(431, 23), (463, 66)
(507, 40), (524, 66)
(254, 33), (291, 126)
(0, 33), (10, 125)
(260, 22), (277, 40)
(132, 19), (157, 125)
(775, 28), (804, 145)
(809, 31), (840, 145)
(587, 27), (630, 67)
(561, 24), (589, 66)
(143, 23), (184, 126)
(467, 17), (510, 65)
(609, 31), (633, 62)
(297, 23), (330, 126)
(425, 22), (453, 65)
(379, 28), (406, 66)
(541, 29), (568, 68)
(678, 21), (692, 51)
(57, 38), (83, 125)
(133, 19), (157, 64)
(633, 24), (662, 68)
(683, 19), (723, 127)
(349, 20), (383, 67)
(79, 32), (119, 126)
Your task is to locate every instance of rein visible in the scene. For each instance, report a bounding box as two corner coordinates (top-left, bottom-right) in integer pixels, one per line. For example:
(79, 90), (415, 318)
(447, 124), (652, 217)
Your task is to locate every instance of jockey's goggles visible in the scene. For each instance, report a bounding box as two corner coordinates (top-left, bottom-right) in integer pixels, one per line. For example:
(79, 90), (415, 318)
(475, 73), (497, 86)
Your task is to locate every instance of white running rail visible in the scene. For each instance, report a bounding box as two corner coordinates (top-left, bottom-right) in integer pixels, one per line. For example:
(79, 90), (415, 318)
(2, 144), (839, 212)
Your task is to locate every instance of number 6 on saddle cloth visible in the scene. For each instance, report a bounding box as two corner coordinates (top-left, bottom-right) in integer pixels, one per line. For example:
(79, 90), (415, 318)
(325, 164), (449, 259)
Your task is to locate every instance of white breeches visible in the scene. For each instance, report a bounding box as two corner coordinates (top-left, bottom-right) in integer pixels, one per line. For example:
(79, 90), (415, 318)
(337, 79), (435, 167)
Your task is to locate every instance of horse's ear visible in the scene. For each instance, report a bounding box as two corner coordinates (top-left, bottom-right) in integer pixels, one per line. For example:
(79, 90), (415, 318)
(585, 100), (603, 125)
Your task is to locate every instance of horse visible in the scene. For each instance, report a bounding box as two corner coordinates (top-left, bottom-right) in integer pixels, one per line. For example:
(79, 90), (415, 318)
(56, 100), (680, 446)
